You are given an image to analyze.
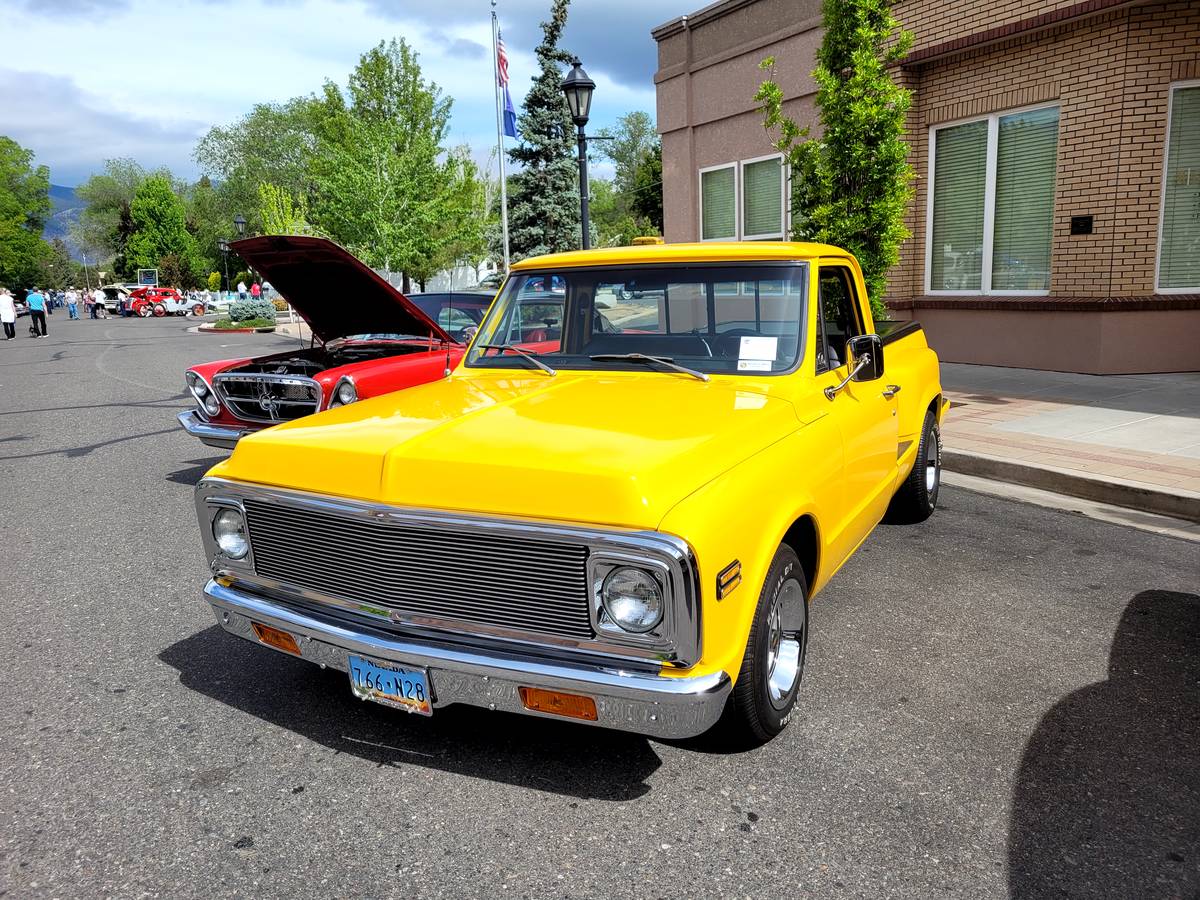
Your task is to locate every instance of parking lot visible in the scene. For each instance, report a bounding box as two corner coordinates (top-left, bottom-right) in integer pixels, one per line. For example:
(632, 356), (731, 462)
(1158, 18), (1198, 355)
(1, 318), (1197, 897)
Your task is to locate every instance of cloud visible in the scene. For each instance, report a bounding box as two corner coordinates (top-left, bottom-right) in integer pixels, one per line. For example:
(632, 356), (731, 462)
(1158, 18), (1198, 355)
(357, 0), (676, 89)
(0, 69), (208, 185)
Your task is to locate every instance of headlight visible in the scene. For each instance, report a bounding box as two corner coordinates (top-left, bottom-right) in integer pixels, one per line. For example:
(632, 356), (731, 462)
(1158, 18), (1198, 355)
(329, 378), (357, 408)
(600, 567), (664, 633)
(202, 393), (220, 416)
(212, 508), (249, 559)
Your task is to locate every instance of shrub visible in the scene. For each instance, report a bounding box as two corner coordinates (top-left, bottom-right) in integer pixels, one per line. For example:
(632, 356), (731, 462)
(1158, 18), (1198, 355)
(213, 317), (276, 330)
(271, 297), (288, 312)
(228, 298), (276, 322)
(207, 272), (221, 292)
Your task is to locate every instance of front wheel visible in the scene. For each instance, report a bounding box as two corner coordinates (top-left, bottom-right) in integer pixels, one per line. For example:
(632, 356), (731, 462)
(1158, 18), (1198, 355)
(887, 410), (942, 523)
(136, 303), (151, 318)
(719, 544), (809, 745)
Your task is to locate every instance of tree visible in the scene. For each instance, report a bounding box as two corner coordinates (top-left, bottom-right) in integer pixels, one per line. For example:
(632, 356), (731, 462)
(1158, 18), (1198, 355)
(596, 111), (656, 198)
(126, 176), (200, 285)
(630, 141), (663, 233)
(502, 0), (580, 261)
(756, 0), (914, 314)
(0, 135), (53, 289)
(74, 158), (165, 275)
(193, 98), (322, 233)
(39, 238), (77, 289)
(310, 38), (480, 290)
(258, 182), (313, 235)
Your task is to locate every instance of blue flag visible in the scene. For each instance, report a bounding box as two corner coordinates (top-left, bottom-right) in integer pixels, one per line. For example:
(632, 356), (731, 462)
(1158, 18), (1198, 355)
(503, 84), (518, 139)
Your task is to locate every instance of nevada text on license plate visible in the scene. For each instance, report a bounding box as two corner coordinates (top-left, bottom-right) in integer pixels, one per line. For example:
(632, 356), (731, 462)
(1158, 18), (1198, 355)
(347, 654), (432, 716)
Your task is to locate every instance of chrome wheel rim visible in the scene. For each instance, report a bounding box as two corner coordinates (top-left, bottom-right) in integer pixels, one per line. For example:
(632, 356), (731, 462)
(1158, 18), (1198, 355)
(765, 579), (805, 710)
(925, 429), (941, 500)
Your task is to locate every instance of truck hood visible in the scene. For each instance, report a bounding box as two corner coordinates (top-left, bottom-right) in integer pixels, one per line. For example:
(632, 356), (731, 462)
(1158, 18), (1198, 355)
(213, 372), (805, 530)
(231, 235), (454, 345)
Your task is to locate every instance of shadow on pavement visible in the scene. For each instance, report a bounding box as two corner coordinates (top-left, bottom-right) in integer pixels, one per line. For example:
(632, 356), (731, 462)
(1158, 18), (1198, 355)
(166, 457), (226, 487)
(1008, 589), (1200, 897)
(159, 625), (662, 801)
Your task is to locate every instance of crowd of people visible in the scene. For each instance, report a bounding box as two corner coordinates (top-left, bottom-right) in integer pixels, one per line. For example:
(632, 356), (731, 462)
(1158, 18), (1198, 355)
(0, 285), (113, 338)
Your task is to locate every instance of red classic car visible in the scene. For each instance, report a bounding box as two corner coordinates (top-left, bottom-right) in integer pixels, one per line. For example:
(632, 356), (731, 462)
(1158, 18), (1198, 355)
(128, 287), (195, 317)
(177, 235), (494, 450)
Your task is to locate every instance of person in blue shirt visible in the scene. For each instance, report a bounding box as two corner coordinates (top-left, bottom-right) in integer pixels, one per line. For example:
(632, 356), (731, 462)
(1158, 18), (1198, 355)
(26, 288), (47, 337)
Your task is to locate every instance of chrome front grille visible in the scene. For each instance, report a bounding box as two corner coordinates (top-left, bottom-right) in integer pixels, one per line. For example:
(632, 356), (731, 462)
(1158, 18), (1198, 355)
(213, 374), (321, 423)
(242, 499), (595, 641)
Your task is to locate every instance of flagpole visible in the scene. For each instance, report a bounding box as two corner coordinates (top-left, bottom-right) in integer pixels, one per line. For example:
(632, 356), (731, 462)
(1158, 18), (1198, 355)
(491, 1), (511, 271)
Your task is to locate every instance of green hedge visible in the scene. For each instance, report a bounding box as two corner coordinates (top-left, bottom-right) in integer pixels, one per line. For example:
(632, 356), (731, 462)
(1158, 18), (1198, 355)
(229, 298), (276, 322)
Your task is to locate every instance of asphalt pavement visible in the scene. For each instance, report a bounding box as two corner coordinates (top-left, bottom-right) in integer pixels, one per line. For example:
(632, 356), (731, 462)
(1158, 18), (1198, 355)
(1, 316), (1197, 898)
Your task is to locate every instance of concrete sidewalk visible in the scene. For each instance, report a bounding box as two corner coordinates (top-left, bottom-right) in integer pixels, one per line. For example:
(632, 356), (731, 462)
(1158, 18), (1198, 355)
(941, 364), (1200, 522)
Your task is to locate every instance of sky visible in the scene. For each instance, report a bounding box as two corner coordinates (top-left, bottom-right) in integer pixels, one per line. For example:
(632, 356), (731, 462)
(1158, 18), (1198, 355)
(0, 0), (686, 187)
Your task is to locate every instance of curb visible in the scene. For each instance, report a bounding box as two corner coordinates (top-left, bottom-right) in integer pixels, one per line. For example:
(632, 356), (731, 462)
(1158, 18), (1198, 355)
(942, 449), (1200, 523)
(195, 325), (277, 335)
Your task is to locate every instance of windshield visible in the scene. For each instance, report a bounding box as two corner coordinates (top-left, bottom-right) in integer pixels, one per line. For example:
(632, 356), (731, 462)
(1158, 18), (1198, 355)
(466, 263), (807, 375)
(409, 293), (491, 343)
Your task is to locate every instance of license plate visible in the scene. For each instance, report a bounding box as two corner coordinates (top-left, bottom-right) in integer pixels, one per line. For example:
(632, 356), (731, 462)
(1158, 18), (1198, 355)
(347, 654), (432, 716)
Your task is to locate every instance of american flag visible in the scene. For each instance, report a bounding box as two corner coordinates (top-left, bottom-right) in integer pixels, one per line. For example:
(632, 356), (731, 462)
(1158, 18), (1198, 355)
(496, 32), (509, 87)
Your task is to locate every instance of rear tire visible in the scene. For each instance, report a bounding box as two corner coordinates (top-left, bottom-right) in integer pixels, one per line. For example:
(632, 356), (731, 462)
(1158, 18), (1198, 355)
(887, 410), (941, 523)
(718, 544), (809, 746)
(152, 303), (166, 317)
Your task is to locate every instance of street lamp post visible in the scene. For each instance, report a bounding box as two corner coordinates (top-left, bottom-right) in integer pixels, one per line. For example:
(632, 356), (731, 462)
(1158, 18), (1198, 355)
(233, 214), (246, 237)
(560, 58), (596, 251)
(217, 238), (230, 293)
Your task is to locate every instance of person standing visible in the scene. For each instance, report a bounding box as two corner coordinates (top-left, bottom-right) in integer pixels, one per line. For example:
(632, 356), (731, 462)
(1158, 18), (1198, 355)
(0, 288), (16, 340)
(237, 280), (248, 301)
(66, 288), (79, 320)
(250, 281), (261, 301)
(26, 287), (47, 337)
(92, 287), (107, 319)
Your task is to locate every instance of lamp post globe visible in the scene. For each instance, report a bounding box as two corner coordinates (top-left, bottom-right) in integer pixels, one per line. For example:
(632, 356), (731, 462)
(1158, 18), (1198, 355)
(233, 214), (246, 236)
(560, 58), (596, 250)
(560, 58), (595, 128)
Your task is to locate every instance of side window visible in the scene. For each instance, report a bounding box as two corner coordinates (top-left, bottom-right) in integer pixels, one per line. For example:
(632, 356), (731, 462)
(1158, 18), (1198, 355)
(816, 267), (864, 372)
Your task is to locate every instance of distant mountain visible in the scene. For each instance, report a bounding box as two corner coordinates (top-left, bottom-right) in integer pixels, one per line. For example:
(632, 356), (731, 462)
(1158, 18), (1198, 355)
(44, 184), (86, 260)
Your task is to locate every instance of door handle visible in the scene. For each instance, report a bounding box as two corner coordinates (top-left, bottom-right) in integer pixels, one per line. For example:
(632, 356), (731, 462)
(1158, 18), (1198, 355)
(882, 384), (901, 399)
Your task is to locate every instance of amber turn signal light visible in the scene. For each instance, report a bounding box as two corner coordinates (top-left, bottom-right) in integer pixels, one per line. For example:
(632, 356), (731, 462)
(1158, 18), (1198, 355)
(518, 686), (598, 721)
(251, 621), (301, 656)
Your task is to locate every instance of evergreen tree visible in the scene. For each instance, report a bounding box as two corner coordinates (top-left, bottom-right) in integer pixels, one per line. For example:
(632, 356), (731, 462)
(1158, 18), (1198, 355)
(502, 0), (579, 261)
(756, 0), (914, 314)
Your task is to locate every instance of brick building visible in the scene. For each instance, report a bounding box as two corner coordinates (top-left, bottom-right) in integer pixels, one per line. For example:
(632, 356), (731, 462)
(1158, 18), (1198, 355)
(652, 0), (1200, 373)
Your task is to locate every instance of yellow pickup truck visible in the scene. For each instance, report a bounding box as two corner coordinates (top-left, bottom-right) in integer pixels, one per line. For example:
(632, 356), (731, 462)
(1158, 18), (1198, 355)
(194, 241), (946, 745)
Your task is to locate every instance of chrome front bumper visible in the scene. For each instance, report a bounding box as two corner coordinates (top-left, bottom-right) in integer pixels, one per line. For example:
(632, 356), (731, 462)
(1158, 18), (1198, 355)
(204, 579), (731, 739)
(177, 410), (254, 449)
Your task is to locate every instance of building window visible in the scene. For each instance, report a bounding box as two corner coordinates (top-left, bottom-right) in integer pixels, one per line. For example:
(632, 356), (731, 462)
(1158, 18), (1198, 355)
(700, 164), (737, 241)
(1159, 83), (1200, 292)
(742, 155), (784, 239)
(927, 105), (1060, 294)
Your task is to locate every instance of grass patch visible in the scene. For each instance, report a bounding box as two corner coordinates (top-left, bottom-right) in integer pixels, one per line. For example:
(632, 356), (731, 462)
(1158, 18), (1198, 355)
(212, 317), (276, 330)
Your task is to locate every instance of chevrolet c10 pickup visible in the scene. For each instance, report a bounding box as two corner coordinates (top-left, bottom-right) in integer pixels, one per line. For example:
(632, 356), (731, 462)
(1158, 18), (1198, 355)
(194, 241), (946, 745)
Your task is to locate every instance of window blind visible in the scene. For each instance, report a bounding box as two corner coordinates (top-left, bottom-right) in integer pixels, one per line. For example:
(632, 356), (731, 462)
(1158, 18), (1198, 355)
(930, 120), (988, 291)
(1160, 86), (1200, 290)
(992, 107), (1059, 291)
(743, 158), (783, 237)
(701, 167), (736, 240)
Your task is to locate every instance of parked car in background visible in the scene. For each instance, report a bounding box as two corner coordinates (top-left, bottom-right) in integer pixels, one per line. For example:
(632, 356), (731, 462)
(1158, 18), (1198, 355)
(125, 287), (197, 317)
(178, 234), (493, 449)
(191, 240), (946, 745)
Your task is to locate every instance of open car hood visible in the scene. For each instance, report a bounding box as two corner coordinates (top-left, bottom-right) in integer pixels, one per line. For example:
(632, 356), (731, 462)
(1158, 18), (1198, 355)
(231, 235), (454, 345)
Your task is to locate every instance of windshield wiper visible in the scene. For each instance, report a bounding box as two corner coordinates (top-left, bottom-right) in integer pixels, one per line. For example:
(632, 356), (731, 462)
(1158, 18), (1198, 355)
(589, 353), (709, 382)
(478, 344), (556, 376)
